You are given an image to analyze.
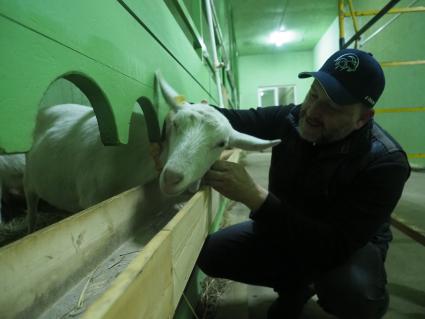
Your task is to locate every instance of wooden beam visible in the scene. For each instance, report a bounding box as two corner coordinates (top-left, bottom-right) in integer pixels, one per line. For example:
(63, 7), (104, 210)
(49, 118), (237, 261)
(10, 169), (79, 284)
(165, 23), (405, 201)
(0, 183), (159, 318)
(0, 150), (241, 319)
(82, 150), (241, 319)
(0, 178), (175, 319)
(82, 191), (209, 319)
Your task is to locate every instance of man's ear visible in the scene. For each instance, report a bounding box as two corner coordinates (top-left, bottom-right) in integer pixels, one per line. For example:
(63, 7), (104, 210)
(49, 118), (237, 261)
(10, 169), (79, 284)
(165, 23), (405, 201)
(356, 108), (374, 129)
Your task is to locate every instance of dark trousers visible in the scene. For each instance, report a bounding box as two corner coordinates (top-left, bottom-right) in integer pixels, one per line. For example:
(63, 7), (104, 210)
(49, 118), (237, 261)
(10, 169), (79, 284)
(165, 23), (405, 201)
(197, 220), (389, 319)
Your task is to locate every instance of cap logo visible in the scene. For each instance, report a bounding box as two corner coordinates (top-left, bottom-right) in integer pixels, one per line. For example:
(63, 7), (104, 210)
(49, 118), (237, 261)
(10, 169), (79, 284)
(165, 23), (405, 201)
(334, 53), (359, 72)
(364, 96), (375, 105)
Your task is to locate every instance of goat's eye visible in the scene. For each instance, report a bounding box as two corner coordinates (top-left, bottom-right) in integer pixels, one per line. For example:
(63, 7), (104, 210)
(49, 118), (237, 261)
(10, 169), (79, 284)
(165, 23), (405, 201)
(216, 141), (226, 148)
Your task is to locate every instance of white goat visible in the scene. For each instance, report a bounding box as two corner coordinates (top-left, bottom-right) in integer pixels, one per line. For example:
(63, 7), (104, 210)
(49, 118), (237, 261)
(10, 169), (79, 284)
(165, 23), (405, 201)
(25, 74), (281, 231)
(0, 154), (26, 223)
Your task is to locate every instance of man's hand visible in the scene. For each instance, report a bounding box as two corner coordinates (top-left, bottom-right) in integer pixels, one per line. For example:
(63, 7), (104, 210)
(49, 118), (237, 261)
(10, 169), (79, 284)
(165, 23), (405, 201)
(203, 160), (268, 210)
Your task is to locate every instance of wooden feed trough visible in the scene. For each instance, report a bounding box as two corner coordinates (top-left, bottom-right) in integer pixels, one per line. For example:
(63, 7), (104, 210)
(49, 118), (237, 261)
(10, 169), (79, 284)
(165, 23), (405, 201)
(0, 151), (240, 319)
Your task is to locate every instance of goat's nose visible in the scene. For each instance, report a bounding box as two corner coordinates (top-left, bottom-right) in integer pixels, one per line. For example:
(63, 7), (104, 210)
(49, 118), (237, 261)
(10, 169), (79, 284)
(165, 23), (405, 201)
(163, 168), (183, 185)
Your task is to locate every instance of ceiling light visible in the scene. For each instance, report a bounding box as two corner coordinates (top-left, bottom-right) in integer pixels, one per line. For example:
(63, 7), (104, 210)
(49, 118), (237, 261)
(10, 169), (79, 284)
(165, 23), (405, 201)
(268, 30), (297, 47)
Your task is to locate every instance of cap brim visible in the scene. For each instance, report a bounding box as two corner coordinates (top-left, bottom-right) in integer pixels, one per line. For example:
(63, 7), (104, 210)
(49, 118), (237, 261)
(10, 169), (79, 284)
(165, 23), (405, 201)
(298, 71), (358, 106)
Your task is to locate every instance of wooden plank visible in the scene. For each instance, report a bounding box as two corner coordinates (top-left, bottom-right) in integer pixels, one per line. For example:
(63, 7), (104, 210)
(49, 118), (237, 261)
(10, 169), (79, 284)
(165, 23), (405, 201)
(82, 230), (174, 319)
(0, 149), (241, 319)
(83, 190), (210, 319)
(0, 180), (167, 319)
(165, 192), (209, 310)
(83, 150), (242, 319)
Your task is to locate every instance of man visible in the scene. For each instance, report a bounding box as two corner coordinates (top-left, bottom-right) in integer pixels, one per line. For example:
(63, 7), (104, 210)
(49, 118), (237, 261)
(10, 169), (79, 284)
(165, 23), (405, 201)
(198, 49), (410, 318)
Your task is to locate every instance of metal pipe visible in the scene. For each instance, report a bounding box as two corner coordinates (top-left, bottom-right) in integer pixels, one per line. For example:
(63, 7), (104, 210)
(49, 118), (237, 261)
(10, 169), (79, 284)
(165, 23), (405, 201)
(344, 5), (425, 16)
(210, 1), (230, 71)
(338, 0), (346, 49)
(342, 0), (401, 49)
(361, 0), (418, 47)
(375, 106), (425, 113)
(205, 0), (225, 107)
(347, 0), (360, 48)
(380, 59), (425, 67)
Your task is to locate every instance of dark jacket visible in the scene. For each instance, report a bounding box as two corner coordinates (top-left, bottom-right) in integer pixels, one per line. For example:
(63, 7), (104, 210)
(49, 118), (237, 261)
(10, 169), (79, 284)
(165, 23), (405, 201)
(218, 104), (410, 276)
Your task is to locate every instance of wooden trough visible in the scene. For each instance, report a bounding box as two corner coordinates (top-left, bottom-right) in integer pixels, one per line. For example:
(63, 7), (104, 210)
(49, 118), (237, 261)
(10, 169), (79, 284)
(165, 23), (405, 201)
(0, 151), (241, 319)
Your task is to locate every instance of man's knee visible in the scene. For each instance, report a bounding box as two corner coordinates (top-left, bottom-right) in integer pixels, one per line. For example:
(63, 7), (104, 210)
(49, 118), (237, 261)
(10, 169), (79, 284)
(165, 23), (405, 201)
(318, 289), (389, 319)
(316, 269), (389, 318)
(315, 243), (389, 318)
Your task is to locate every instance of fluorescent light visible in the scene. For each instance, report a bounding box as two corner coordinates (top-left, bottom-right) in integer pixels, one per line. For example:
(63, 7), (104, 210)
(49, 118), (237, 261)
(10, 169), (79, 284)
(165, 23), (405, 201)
(268, 30), (297, 47)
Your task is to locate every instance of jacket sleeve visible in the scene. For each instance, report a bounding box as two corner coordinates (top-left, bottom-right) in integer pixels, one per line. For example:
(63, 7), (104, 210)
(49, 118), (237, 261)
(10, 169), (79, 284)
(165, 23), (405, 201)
(249, 151), (410, 272)
(214, 105), (293, 140)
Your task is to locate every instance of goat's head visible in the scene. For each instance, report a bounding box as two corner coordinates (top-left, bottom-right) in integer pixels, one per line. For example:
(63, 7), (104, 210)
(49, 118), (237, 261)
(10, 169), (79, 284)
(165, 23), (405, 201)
(156, 72), (281, 196)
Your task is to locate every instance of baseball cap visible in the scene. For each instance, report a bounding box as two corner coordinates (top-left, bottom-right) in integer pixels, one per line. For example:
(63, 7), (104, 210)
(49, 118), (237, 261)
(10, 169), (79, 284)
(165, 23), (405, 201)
(298, 49), (385, 108)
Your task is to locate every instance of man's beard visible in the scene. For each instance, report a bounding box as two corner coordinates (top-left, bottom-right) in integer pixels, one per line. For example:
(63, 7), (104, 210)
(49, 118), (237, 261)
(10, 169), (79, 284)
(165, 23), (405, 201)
(298, 108), (353, 144)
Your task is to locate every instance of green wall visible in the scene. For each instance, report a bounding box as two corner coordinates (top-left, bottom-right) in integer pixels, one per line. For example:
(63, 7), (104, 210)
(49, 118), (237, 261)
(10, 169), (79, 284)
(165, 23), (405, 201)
(312, 0), (425, 167)
(1, 1), (237, 318)
(359, 0), (425, 167)
(238, 50), (314, 108)
(313, 18), (339, 69)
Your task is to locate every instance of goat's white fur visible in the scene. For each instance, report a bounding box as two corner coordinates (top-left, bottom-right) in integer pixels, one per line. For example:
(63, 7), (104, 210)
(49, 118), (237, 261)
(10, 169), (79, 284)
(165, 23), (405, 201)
(0, 154), (25, 223)
(25, 74), (281, 231)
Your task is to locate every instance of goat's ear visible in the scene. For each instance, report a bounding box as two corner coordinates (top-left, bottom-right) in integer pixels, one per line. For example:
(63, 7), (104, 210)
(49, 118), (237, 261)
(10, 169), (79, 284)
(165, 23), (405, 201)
(156, 71), (191, 111)
(228, 130), (281, 151)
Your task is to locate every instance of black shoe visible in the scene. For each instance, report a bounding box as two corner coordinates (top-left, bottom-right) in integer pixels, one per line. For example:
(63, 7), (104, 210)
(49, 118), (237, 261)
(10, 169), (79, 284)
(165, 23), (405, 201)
(267, 296), (305, 319)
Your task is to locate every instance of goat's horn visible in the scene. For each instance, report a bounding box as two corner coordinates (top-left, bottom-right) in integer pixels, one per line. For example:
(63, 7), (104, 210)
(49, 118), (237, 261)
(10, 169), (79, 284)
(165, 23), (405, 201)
(155, 71), (190, 110)
(229, 130), (281, 151)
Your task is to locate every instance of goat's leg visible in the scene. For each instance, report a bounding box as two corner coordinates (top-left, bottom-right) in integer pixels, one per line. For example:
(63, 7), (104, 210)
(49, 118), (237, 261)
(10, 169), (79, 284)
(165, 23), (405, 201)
(25, 188), (39, 233)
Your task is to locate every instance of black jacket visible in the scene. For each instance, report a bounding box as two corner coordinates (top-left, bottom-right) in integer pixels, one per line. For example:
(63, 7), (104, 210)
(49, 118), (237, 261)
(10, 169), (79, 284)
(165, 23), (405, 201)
(218, 104), (410, 275)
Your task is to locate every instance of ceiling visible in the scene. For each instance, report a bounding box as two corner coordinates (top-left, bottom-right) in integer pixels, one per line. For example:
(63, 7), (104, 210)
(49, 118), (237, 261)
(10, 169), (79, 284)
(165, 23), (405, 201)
(229, 0), (339, 56)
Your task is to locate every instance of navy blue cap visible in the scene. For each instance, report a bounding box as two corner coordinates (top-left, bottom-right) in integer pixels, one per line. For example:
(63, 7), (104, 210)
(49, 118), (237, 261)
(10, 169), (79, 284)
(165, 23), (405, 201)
(298, 49), (385, 108)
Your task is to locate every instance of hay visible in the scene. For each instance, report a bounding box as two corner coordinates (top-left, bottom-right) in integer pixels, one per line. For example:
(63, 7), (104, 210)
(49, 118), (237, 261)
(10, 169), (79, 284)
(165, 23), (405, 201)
(0, 208), (70, 247)
(196, 277), (230, 319)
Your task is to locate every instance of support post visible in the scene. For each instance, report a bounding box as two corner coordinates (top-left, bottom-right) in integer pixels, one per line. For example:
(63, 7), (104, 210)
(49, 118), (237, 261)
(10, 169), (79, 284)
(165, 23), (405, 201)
(205, 0), (225, 107)
(338, 0), (346, 49)
(342, 0), (401, 49)
(347, 0), (360, 48)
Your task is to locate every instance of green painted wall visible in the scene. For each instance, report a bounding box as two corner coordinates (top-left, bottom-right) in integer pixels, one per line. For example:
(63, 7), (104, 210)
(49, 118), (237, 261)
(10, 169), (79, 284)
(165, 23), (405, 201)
(0, 0), (228, 153)
(313, 18), (339, 69)
(313, 0), (425, 167)
(238, 50), (314, 108)
(0, 1), (237, 318)
(357, 0), (425, 167)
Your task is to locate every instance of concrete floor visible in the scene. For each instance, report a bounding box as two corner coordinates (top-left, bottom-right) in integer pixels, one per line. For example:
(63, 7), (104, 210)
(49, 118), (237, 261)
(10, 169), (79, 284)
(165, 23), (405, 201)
(212, 152), (425, 319)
